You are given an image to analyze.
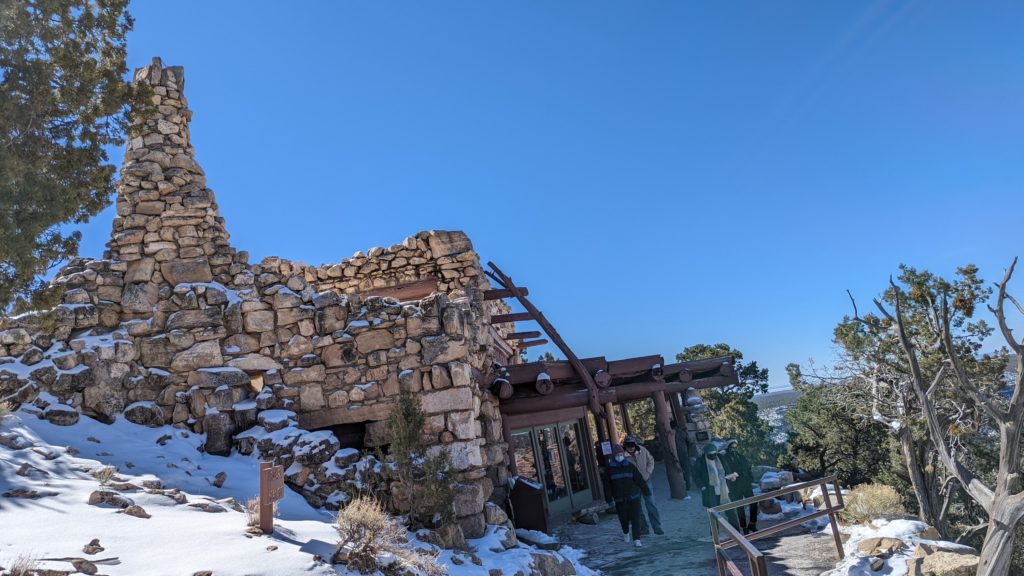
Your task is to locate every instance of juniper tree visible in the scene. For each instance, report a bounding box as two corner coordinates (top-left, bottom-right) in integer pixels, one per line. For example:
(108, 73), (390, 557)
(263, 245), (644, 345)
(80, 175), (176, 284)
(386, 387), (455, 527)
(676, 343), (781, 465)
(0, 0), (141, 311)
(846, 261), (1023, 575)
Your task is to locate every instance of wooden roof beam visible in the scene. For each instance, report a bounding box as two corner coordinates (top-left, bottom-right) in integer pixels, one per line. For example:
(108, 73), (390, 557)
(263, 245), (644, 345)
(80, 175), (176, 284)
(517, 339), (549, 349)
(505, 357), (608, 385)
(491, 312), (533, 324)
(485, 287), (530, 300)
(504, 331), (541, 340)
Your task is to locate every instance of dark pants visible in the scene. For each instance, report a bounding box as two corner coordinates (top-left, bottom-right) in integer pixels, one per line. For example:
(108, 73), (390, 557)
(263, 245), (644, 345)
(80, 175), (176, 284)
(616, 497), (643, 538)
(738, 502), (759, 531)
(600, 467), (614, 505)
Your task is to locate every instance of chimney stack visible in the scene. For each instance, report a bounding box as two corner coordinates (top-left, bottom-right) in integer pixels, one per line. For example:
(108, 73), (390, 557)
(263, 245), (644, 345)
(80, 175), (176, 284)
(108, 57), (237, 287)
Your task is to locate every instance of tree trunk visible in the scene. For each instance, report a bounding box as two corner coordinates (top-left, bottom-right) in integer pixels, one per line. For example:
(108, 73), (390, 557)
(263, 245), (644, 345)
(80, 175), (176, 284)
(978, 506), (1016, 576)
(898, 428), (935, 524)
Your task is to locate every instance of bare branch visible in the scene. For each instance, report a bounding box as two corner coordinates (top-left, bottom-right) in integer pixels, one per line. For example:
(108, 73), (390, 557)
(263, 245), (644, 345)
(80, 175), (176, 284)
(936, 294), (1007, 423)
(988, 257), (1022, 354)
(957, 523), (989, 544)
(889, 285), (995, 511)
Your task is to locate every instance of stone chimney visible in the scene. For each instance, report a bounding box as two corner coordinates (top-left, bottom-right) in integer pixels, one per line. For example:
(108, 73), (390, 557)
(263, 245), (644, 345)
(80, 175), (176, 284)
(108, 57), (236, 287)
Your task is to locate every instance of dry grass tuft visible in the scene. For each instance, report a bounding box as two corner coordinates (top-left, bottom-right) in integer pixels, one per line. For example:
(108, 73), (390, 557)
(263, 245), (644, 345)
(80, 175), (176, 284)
(5, 553), (40, 576)
(91, 465), (117, 485)
(245, 496), (278, 528)
(840, 483), (906, 525)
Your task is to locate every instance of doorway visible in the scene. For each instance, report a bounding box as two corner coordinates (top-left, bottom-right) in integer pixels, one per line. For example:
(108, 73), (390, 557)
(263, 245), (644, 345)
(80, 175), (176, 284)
(511, 419), (594, 520)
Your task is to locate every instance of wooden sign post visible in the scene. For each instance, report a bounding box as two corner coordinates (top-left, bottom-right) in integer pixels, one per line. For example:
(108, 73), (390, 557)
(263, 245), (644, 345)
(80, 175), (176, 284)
(259, 461), (284, 534)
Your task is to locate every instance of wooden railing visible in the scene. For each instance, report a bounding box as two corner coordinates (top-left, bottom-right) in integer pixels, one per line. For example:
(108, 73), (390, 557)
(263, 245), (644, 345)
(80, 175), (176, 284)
(706, 475), (846, 576)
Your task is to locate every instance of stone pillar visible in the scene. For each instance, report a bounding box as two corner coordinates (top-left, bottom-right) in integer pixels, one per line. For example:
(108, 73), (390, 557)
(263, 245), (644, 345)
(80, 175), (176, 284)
(653, 391), (686, 499)
(108, 57), (237, 286)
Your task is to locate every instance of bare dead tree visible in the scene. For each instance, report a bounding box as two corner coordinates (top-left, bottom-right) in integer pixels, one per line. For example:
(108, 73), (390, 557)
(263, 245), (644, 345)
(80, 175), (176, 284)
(872, 258), (1023, 576)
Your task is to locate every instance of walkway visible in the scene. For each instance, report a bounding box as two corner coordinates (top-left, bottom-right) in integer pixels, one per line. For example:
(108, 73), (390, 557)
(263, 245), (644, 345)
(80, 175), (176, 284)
(556, 463), (844, 575)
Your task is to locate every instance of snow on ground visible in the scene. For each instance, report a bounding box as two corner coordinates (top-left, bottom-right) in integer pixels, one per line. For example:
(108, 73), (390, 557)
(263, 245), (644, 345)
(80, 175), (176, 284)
(0, 409), (594, 575)
(823, 518), (973, 576)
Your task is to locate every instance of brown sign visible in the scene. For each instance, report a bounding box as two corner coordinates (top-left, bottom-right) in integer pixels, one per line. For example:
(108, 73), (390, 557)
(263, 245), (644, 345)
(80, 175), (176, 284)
(259, 461), (284, 534)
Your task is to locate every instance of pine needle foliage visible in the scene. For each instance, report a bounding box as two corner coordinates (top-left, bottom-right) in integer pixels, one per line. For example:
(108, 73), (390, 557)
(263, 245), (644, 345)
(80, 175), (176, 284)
(0, 0), (146, 312)
(386, 387), (456, 528)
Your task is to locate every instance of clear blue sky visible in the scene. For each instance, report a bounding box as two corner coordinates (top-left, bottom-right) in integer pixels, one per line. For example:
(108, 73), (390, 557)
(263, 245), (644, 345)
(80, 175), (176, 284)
(75, 1), (1024, 391)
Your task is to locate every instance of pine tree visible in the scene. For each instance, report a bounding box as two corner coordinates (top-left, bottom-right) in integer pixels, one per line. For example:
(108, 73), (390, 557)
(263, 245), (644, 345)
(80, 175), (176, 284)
(0, 0), (141, 311)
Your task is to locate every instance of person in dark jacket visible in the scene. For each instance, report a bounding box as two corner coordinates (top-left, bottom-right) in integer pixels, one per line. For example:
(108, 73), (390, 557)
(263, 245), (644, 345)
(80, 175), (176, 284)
(606, 443), (651, 548)
(721, 439), (757, 533)
(692, 443), (740, 529)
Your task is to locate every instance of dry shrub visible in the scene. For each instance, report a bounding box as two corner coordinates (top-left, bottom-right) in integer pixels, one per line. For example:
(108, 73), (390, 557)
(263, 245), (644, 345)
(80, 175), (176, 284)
(91, 465), (117, 485)
(245, 496), (278, 528)
(5, 553), (39, 576)
(0, 401), (12, 421)
(840, 483), (906, 525)
(334, 495), (442, 575)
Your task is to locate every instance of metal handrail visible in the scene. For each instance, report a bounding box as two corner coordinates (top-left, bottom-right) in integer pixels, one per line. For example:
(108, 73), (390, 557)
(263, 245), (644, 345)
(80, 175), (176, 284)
(706, 475), (846, 576)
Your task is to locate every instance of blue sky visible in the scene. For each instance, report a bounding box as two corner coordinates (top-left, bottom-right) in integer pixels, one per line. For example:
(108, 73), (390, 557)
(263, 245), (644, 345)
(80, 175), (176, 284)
(74, 1), (1023, 391)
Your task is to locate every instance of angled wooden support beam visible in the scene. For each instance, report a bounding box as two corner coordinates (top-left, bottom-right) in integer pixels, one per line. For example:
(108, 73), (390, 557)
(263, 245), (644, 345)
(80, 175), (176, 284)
(484, 287), (530, 300)
(487, 261), (605, 417)
(491, 312), (534, 324)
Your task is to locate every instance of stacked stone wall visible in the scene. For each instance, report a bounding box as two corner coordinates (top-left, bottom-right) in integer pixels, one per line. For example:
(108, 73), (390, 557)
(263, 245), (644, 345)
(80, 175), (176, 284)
(0, 58), (511, 540)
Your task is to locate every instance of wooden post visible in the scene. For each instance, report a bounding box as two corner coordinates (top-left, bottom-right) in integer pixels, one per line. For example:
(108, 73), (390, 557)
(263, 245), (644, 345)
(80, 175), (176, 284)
(604, 402), (618, 444)
(654, 391), (686, 499)
(620, 401), (634, 437)
(258, 461), (284, 534)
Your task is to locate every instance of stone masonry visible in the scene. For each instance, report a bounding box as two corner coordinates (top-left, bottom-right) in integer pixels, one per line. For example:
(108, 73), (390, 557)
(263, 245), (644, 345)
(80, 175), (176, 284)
(0, 58), (511, 540)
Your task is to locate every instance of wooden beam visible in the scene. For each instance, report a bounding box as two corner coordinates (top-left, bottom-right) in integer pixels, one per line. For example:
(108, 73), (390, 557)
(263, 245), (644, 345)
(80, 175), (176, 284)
(298, 401), (394, 429)
(484, 287), (530, 300)
(491, 312), (534, 324)
(517, 339), (548, 349)
(499, 388), (618, 415)
(607, 355), (664, 377)
(505, 331), (541, 340)
(662, 356), (735, 378)
(488, 262), (605, 416)
(620, 401), (634, 436)
(664, 374), (739, 394)
(361, 279), (438, 302)
(505, 357), (608, 385)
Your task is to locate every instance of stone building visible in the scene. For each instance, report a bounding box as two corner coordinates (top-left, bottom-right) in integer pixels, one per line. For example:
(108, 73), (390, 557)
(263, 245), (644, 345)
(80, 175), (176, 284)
(0, 58), (734, 538)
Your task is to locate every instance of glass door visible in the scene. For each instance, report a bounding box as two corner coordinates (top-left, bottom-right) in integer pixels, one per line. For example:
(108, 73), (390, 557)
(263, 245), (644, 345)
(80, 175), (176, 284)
(511, 419), (594, 521)
(558, 420), (593, 507)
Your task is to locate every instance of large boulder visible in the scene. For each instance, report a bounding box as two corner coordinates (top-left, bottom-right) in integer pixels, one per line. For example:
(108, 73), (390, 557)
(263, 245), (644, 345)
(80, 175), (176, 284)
(292, 430), (340, 465)
(170, 341), (222, 372)
(43, 404), (80, 426)
(528, 552), (576, 576)
(203, 411), (235, 456)
(908, 549), (979, 576)
(124, 402), (165, 427)
(161, 259), (213, 286)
